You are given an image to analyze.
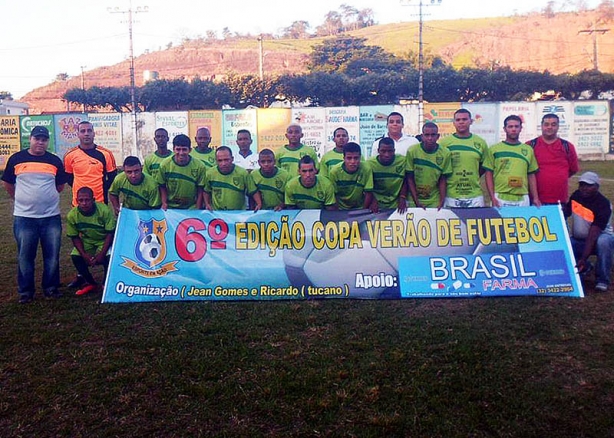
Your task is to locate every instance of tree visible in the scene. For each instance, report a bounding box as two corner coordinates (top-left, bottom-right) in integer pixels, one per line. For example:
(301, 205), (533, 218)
(0, 91), (13, 100)
(308, 36), (398, 75)
(316, 11), (343, 36)
(543, 1), (556, 17)
(357, 8), (375, 28)
(55, 73), (69, 81)
(63, 86), (131, 112)
(340, 4), (359, 31)
(283, 21), (311, 39)
(597, 0), (614, 22)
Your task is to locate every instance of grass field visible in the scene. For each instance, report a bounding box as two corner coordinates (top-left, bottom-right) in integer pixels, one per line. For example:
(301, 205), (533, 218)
(1, 162), (614, 437)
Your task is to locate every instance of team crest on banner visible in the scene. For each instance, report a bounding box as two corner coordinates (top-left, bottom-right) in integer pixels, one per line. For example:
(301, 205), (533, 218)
(120, 218), (178, 278)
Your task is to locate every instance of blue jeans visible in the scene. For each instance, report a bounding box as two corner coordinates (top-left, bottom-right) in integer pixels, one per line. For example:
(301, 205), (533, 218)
(571, 233), (614, 286)
(13, 215), (62, 299)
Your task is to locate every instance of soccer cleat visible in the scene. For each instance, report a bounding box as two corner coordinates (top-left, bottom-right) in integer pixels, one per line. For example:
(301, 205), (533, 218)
(67, 275), (85, 288)
(19, 295), (33, 304)
(44, 289), (63, 299)
(595, 283), (608, 292)
(75, 284), (97, 296)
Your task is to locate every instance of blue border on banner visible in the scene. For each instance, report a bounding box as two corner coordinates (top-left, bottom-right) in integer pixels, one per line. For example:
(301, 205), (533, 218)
(102, 205), (583, 303)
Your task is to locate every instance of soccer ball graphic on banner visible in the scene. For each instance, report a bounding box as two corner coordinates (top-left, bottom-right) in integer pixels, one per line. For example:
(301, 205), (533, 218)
(139, 233), (162, 264)
(283, 208), (516, 299)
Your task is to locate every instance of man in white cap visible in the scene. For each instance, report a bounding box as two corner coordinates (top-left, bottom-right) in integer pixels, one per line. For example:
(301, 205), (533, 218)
(563, 171), (614, 292)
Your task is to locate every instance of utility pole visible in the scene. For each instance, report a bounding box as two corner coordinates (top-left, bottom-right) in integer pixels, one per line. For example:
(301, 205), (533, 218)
(401, 0), (441, 128)
(80, 65), (86, 113)
(258, 35), (264, 81)
(108, 1), (148, 156)
(578, 25), (609, 71)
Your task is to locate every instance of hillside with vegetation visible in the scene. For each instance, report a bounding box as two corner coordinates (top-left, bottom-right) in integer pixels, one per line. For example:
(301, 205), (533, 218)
(22, 8), (614, 113)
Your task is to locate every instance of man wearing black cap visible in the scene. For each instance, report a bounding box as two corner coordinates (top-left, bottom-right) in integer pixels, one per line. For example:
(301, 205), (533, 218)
(1, 126), (68, 303)
(563, 171), (614, 292)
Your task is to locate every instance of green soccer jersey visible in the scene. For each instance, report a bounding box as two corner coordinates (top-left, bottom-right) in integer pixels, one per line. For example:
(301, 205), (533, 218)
(319, 149), (343, 178)
(483, 141), (539, 201)
(406, 143), (452, 208)
(205, 165), (257, 210)
(439, 133), (487, 199)
(156, 156), (207, 209)
(285, 175), (336, 209)
(66, 202), (116, 256)
(190, 147), (217, 168)
(109, 172), (161, 210)
(248, 167), (290, 210)
(143, 150), (173, 180)
(367, 154), (407, 209)
(329, 163), (374, 210)
(275, 144), (319, 176)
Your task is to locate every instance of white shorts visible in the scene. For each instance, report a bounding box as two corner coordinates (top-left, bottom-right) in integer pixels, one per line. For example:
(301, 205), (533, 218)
(494, 194), (530, 207)
(444, 196), (485, 208)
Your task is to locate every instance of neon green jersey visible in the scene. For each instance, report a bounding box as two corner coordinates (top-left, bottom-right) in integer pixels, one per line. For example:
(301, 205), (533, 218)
(205, 165), (257, 210)
(367, 154), (406, 209)
(285, 175), (335, 209)
(66, 202), (116, 255)
(319, 149), (343, 178)
(109, 172), (161, 210)
(275, 144), (319, 176)
(439, 133), (487, 199)
(483, 141), (539, 201)
(248, 167), (290, 210)
(406, 143), (452, 208)
(329, 163), (374, 210)
(190, 148), (217, 168)
(156, 156), (207, 209)
(143, 150), (173, 180)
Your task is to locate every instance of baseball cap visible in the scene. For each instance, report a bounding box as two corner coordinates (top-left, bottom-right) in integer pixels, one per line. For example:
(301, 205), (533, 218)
(31, 126), (50, 139)
(578, 171), (600, 186)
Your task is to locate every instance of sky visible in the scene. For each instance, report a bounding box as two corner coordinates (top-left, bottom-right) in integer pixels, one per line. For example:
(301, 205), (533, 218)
(0, 0), (602, 99)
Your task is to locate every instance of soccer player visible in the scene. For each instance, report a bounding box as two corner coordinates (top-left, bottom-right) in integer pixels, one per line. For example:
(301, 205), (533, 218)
(190, 127), (216, 168)
(439, 109), (488, 208)
(64, 120), (117, 206)
(66, 187), (116, 296)
(529, 113), (579, 205)
(285, 156), (336, 210)
(406, 122), (452, 209)
(275, 124), (319, 176)
(248, 149), (290, 211)
(319, 127), (348, 178)
(156, 134), (207, 210)
(204, 146), (262, 211)
(484, 115), (541, 207)
(234, 129), (260, 172)
(144, 128), (172, 180)
(2, 126), (67, 303)
(328, 142), (374, 210)
(109, 156), (161, 214)
(369, 112), (419, 158)
(367, 137), (409, 213)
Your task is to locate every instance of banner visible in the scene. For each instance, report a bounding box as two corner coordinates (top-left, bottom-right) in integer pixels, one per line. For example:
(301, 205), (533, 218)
(498, 102), (537, 143)
(20, 115), (55, 152)
(324, 106), (360, 154)
(102, 206), (583, 303)
(88, 113), (123, 164)
(222, 109), (258, 154)
(123, 112), (156, 161)
(359, 105), (393, 157)
(572, 101), (610, 154)
(188, 110), (222, 147)
(292, 108), (326, 158)
(53, 113), (87, 158)
(535, 102), (573, 139)
(462, 103), (499, 145)
(0, 115), (20, 170)
(155, 111), (189, 143)
(256, 108), (291, 152)
(424, 102), (462, 137)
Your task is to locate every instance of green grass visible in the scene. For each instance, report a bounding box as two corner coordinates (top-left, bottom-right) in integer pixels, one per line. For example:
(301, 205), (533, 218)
(1, 161), (614, 437)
